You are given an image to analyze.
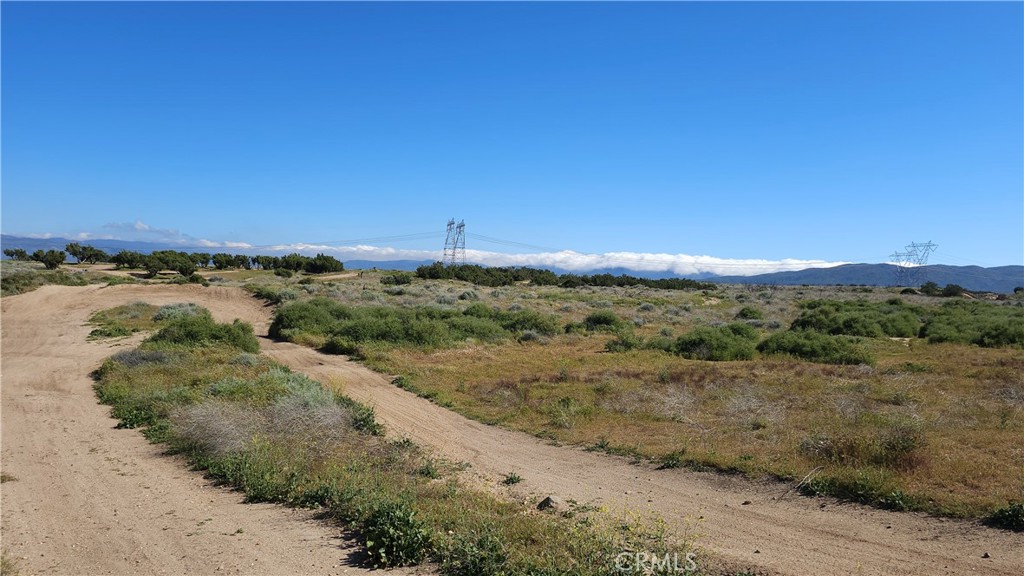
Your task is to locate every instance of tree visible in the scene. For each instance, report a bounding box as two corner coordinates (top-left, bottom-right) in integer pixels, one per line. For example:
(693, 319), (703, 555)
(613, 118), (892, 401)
(920, 281), (941, 296)
(280, 253), (310, 272)
(31, 249), (66, 270)
(146, 250), (196, 277)
(3, 248), (30, 261)
(65, 243), (108, 264)
(212, 253), (235, 270)
(252, 255), (280, 270)
(232, 254), (252, 270)
(190, 253), (212, 268)
(66, 242), (86, 264)
(941, 284), (966, 297)
(304, 253), (344, 274)
(111, 250), (146, 269)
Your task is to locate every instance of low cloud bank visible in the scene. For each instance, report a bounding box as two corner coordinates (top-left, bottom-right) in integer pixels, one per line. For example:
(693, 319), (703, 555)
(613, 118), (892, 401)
(260, 243), (847, 277)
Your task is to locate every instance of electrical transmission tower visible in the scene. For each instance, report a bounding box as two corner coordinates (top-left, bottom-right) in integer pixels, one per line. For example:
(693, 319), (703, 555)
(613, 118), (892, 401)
(891, 241), (938, 287)
(442, 219), (466, 266)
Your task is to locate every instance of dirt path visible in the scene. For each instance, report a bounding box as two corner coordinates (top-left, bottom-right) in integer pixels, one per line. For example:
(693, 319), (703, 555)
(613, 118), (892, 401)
(0, 285), (423, 576)
(3, 284), (1021, 575)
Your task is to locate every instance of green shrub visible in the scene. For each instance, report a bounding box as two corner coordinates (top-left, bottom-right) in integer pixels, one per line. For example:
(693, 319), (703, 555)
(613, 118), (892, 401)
(920, 300), (1024, 347)
(153, 303), (205, 322)
(362, 500), (431, 567)
(984, 502), (1024, 531)
(673, 324), (757, 361)
(605, 332), (643, 352)
(269, 298), (353, 338)
(149, 314), (260, 353)
(757, 330), (874, 365)
(380, 272), (413, 286)
(735, 306), (763, 320)
(321, 336), (362, 357)
(437, 530), (508, 576)
(790, 299), (921, 338)
(583, 310), (622, 331)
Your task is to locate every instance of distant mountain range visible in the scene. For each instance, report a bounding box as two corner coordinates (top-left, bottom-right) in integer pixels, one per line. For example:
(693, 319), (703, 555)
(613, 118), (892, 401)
(3, 235), (1021, 293)
(710, 263), (1023, 294)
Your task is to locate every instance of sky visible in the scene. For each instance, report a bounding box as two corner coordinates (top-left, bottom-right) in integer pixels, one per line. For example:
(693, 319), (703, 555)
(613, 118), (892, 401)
(2, 1), (1022, 275)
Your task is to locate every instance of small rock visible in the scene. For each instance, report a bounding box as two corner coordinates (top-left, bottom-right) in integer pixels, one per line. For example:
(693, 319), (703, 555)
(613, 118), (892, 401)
(754, 549), (760, 554)
(537, 495), (565, 512)
(982, 552), (990, 559)
(741, 500), (752, 505)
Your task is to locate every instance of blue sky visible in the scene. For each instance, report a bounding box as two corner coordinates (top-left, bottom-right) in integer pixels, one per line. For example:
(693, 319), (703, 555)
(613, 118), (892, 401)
(2, 1), (1022, 273)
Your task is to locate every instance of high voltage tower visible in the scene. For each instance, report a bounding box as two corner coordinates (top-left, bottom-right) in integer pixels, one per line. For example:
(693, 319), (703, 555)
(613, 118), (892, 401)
(443, 219), (466, 266)
(890, 241), (938, 287)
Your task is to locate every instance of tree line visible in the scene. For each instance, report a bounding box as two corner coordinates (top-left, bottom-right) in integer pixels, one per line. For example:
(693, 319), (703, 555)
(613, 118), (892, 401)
(3, 243), (343, 276)
(414, 262), (716, 291)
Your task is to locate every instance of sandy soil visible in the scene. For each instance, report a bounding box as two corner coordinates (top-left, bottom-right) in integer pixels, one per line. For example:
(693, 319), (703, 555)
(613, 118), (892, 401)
(1, 285), (424, 575)
(2, 284), (1021, 575)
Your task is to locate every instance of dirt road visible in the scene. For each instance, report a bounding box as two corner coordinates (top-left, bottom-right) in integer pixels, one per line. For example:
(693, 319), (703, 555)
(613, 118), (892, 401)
(2, 284), (1020, 575)
(1, 285), (423, 575)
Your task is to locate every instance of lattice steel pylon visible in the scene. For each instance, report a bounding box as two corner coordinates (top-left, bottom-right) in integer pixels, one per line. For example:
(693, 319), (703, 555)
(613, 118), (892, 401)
(891, 241), (938, 287)
(890, 250), (911, 287)
(442, 219), (466, 266)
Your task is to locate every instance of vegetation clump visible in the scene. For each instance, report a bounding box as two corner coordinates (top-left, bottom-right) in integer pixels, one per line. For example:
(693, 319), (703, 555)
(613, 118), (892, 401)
(757, 330), (874, 365)
(920, 300), (1024, 348)
(270, 298), (559, 350)
(790, 299), (921, 338)
(673, 323), (758, 361)
(149, 311), (259, 353)
(415, 261), (715, 291)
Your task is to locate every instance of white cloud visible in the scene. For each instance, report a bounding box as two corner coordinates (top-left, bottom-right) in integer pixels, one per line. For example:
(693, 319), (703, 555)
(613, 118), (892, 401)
(256, 243), (847, 276)
(100, 220), (253, 249)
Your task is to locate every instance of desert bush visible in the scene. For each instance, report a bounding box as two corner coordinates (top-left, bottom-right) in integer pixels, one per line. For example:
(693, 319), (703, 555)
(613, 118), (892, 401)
(153, 303), (205, 322)
(757, 330), (874, 365)
(605, 332), (644, 353)
(269, 298), (353, 338)
(380, 272), (414, 286)
(583, 310), (623, 331)
(321, 335), (362, 357)
(110, 349), (173, 368)
(735, 306), (763, 320)
(149, 314), (259, 353)
(673, 324), (757, 361)
(1, 268), (89, 296)
(790, 299), (921, 338)
(920, 300), (1024, 347)
(273, 299), (557, 349)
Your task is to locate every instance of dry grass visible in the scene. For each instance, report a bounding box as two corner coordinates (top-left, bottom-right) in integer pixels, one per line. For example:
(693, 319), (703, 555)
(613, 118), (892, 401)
(261, 271), (1024, 518)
